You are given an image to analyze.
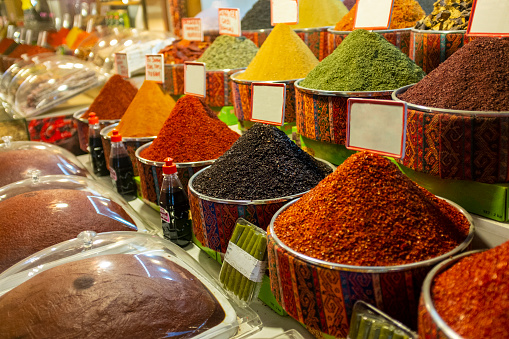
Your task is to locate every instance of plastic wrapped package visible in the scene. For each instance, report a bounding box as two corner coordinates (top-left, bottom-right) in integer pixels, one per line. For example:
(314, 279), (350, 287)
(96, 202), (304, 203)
(0, 173), (157, 273)
(0, 231), (263, 339)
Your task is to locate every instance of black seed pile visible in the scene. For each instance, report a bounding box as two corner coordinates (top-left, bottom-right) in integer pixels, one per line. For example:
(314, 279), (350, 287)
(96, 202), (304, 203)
(192, 124), (332, 200)
(241, 0), (272, 30)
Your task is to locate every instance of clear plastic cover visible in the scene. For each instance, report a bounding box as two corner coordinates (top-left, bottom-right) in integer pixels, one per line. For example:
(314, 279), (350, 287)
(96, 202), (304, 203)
(13, 55), (106, 117)
(87, 27), (135, 71)
(0, 231), (262, 339)
(0, 139), (90, 187)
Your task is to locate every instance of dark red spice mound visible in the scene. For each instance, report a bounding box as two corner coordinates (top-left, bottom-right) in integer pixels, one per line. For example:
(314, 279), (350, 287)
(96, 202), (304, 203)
(399, 37), (509, 111)
(432, 241), (509, 338)
(140, 96), (240, 163)
(83, 75), (138, 120)
(274, 152), (470, 266)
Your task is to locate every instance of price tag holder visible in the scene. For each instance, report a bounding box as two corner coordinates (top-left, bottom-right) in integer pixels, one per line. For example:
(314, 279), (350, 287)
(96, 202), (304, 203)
(467, 0), (509, 37)
(115, 53), (129, 78)
(353, 0), (394, 30)
(145, 54), (164, 84)
(270, 0), (299, 25)
(182, 18), (204, 41)
(250, 83), (286, 126)
(346, 99), (407, 159)
(184, 61), (206, 98)
(218, 8), (241, 37)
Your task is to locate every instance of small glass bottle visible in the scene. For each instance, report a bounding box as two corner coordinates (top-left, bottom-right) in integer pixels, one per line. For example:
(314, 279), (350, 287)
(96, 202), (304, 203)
(88, 112), (109, 176)
(158, 157), (192, 247)
(109, 129), (136, 196)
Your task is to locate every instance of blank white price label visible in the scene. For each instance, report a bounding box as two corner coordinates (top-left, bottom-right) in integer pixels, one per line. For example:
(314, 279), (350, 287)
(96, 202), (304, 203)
(354, 0), (394, 30)
(346, 99), (407, 159)
(271, 0), (298, 25)
(145, 54), (164, 83)
(218, 8), (241, 37)
(115, 53), (129, 78)
(250, 83), (286, 126)
(184, 62), (206, 98)
(467, 0), (509, 37)
(182, 18), (204, 41)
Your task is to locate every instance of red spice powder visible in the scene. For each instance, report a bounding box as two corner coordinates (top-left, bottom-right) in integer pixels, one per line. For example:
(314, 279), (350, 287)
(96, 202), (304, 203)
(432, 241), (509, 338)
(140, 96), (240, 163)
(8, 45), (53, 59)
(83, 75), (138, 120)
(273, 151), (470, 266)
(0, 38), (16, 54)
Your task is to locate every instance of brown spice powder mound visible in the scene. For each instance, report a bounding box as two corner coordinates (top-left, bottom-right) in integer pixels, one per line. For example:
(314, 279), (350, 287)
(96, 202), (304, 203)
(273, 152), (470, 266)
(399, 37), (509, 111)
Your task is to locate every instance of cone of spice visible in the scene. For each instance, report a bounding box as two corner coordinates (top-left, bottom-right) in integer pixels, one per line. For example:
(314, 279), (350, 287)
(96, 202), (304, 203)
(140, 96), (240, 163)
(290, 0), (348, 29)
(197, 35), (258, 70)
(158, 39), (211, 64)
(273, 151), (470, 266)
(415, 0), (473, 31)
(83, 74), (138, 120)
(241, 0), (272, 30)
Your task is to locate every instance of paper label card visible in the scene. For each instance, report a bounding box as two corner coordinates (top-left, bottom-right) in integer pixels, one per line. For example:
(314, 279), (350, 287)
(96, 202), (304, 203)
(346, 99), (407, 159)
(182, 18), (204, 41)
(184, 62), (206, 98)
(270, 0), (299, 25)
(145, 54), (164, 83)
(467, 0), (509, 37)
(250, 83), (286, 126)
(353, 0), (394, 30)
(115, 53), (129, 78)
(218, 8), (241, 37)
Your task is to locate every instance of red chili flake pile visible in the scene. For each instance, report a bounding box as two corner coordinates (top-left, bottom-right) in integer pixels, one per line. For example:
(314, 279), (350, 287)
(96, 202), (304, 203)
(140, 96), (240, 163)
(432, 241), (509, 338)
(273, 151), (470, 266)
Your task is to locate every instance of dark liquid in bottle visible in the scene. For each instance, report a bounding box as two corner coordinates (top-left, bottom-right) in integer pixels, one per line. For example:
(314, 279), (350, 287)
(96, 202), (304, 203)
(159, 186), (192, 247)
(89, 135), (109, 176)
(110, 155), (136, 196)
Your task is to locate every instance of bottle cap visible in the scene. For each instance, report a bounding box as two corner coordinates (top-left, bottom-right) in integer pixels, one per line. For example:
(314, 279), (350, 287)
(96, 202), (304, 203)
(111, 129), (122, 142)
(163, 157), (177, 175)
(88, 112), (99, 125)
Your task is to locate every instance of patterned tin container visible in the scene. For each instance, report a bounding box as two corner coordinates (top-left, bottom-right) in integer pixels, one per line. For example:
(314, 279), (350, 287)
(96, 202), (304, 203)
(294, 26), (331, 61)
(295, 80), (393, 145)
(327, 28), (411, 56)
(188, 159), (335, 254)
(418, 250), (483, 339)
(73, 107), (120, 153)
(135, 142), (215, 207)
(393, 85), (509, 183)
(409, 29), (466, 74)
(267, 198), (475, 338)
(242, 29), (272, 47)
(100, 123), (155, 176)
(231, 70), (299, 123)
(163, 64), (244, 107)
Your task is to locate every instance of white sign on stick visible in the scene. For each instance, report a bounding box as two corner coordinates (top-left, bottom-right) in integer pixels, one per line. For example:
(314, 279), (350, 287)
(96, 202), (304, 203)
(184, 62), (206, 98)
(250, 83), (286, 126)
(271, 0), (299, 25)
(353, 0), (394, 30)
(145, 54), (164, 83)
(218, 8), (241, 37)
(182, 18), (204, 41)
(346, 98), (407, 159)
(467, 0), (509, 37)
(115, 53), (129, 78)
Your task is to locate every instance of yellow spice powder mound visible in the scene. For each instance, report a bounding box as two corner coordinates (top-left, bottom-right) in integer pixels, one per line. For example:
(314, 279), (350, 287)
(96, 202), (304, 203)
(291, 0), (349, 29)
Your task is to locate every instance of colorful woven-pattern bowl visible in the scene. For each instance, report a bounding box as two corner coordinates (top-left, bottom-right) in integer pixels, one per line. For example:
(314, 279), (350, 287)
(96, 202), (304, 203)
(231, 71), (299, 123)
(295, 80), (393, 145)
(100, 123), (155, 176)
(242, 29), (272, 47)
(393, 85), (509, 183)
(409, 29), (466, 74)
(418, 250), (483, 339)
(73, 108), (120, 153)
(268, 198), (475, 338)
(135, 142), (214, 207)
(327, 28), (411, 56)
(294, 26), (331, 61)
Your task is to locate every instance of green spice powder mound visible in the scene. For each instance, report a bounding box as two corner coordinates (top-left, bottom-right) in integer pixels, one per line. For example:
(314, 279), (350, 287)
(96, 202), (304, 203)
(300, 29), (426, 91)
(197, 35), (259, 71)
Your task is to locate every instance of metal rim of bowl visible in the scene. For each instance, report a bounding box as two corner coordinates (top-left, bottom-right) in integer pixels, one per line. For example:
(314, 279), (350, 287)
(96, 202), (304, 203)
(188, 158), (336, 205)
(410, 28), (467, 34)
(72, 107), (121, 124)
(421, 249), (484, 339)
(294, 79), (395, 97)
(100, 123), (157, 142)
(134, 141), (216, 168)
(393, 85), (509, 116)
(230, 70), (303, 85)
(327, 27), (412, 35)
(293, 26), (333, 33)
(269, 197), (475, 273)
(241, 28), (273, 33)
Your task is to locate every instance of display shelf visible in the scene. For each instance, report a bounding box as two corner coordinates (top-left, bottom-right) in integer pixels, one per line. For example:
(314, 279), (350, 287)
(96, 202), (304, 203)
(77, 154), (315, 339)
